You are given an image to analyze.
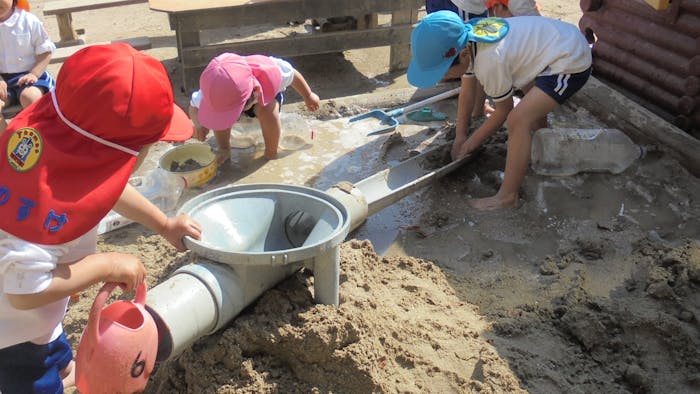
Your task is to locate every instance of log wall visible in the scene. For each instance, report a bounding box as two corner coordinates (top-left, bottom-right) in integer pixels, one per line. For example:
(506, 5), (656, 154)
(580, 0), (700, 138)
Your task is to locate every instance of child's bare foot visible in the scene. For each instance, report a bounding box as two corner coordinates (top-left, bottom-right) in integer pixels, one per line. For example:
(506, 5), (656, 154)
(215, 149), (231, 164)
(194, 126), (209, 142)
(468, 193), (519, 210)
(61, 360), (76, 389)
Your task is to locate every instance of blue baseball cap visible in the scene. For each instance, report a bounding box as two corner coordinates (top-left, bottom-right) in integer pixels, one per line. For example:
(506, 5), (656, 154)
(408, 11), (469, 88)
(408, 12), (510, 88)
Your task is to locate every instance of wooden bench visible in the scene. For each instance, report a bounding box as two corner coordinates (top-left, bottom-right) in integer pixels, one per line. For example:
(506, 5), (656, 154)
(49, 36), (152, 64)
(43, 0), (148, 46)
(149, 0), (422, 93)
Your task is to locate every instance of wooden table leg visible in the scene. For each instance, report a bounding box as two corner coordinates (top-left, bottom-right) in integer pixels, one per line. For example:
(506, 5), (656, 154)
(389, 9), (419, 71)
(55, 13), (84, 48)
(174, 15), (201, 93)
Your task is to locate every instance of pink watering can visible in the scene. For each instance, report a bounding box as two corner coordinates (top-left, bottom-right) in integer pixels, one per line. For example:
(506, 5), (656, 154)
(75, 282), (158, 394)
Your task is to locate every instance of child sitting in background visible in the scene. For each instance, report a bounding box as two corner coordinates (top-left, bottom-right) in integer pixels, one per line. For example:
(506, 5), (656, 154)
(0, 0), (56, 133)
(0, 43), (201, 393)
(408, 12), (591, 210)
(188, 53), (320, 164)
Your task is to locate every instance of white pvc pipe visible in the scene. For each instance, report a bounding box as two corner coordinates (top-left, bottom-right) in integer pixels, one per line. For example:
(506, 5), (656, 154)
(146, 260), (303, 361)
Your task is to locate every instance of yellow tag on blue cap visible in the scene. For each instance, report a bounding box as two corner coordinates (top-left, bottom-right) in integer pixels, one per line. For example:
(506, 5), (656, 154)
(466, 17), (509, 43)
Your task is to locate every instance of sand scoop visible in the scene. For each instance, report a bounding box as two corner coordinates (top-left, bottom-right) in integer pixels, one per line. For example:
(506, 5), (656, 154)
(348, 87), (461, 135)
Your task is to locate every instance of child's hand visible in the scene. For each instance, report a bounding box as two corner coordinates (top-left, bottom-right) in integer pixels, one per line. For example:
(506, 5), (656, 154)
(17, 73), (38, 87)
(451, 138), (479, 161)
(304, 92), (320, 111)
(194, 125), (209, 141)
(105, 253), (147, 293)
(0, 80), (7, 101)
(160, 213), (203, 251)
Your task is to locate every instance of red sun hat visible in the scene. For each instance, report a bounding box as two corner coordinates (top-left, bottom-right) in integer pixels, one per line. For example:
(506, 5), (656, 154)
(0, 43), (193, 245)
(198, 53), (282, 130)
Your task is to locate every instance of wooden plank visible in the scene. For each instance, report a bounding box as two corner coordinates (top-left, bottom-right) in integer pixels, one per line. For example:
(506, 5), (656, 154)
(181, 25), (412, 69)
(163, 0), (422, 31)
(568, 76), (700, 177)
(178, 25), (412, 92)
(44, 0), (147, 15)
(50, 36), (152, 64)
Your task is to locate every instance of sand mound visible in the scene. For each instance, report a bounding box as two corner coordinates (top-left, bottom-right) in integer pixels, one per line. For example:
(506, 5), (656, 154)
(145, 240), (525, 393)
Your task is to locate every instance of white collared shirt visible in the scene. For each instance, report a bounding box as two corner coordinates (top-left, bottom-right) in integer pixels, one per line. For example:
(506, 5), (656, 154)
(0, 8), (56, 74)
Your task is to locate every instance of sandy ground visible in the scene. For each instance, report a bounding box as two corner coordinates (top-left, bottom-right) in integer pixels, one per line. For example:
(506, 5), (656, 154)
(26, 1), (700, 393)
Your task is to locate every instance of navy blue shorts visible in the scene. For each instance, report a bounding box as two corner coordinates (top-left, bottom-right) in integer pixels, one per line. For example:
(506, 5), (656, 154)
(0, 332), (73, 394)
(535, 67), (592, 104)
(426, 0), (487, 20)
(1, 71), (56, 106)
(243, 92), (284, 118)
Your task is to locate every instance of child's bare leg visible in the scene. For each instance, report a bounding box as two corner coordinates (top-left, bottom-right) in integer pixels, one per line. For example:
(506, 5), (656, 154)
(469, 88), (558, 210)
(61, 360), (76, 389)
(19, 86), (42, 108)
(256, 102), (281, 160)
(213, 128), (232, 164)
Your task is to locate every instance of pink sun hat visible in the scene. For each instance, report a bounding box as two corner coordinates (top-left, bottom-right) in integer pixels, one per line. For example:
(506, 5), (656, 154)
(198, 53), (283, 130)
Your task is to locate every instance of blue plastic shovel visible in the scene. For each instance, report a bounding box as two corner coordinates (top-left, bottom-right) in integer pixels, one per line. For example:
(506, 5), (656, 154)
(348, 87), (461, 136)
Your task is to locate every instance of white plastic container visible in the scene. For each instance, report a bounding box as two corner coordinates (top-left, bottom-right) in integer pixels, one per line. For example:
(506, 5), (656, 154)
(97, 168), (186, 235)
(229, 113), (313, 151)
(530, 128), (648, 176)
(279, 112), (314, 151)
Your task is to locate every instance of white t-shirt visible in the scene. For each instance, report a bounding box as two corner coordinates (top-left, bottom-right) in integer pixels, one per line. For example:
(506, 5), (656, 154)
(0, 8), (56, 74)
(471, 16), (591, 101)
(190, 56), (295, 108)
(0, 228), (97, 348)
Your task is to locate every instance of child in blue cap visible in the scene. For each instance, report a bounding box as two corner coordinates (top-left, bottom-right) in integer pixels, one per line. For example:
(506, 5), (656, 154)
(408, 11), (591, 210)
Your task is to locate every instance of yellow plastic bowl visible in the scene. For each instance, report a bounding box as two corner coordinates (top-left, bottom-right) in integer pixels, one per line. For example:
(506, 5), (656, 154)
(159, 143), (217, 188)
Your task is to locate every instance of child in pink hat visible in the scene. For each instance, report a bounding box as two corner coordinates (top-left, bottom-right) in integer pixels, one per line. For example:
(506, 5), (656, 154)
(188, 53), (320, 164)
(0, 43), (202, 393)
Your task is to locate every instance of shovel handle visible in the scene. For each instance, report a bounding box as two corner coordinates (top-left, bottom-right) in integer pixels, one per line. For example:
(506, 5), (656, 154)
(389, 87), (461, 117)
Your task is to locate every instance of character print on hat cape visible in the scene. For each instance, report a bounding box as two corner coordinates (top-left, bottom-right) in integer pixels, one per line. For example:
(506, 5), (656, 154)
(2, 127), (69, 233)
(466, 17), (509, 43)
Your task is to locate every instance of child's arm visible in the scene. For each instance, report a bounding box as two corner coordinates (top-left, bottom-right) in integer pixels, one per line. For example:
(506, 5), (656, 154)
(290, 69), (320, 111)
(113, 183), (202, 251)
(188, 105), (210, 142)
(17, 51), (51, 87)
(452, 75), (477, 160)
(256, 100), (282, 159)
(453, 96), (513, 159)
(6, 252), (147, 310)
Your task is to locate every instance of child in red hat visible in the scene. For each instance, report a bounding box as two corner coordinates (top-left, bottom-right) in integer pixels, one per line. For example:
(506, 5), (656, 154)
(0, 0), (56, 133)
(0, 43), (202, 393)
(188, 53), (320, 164)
